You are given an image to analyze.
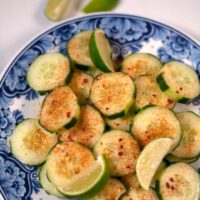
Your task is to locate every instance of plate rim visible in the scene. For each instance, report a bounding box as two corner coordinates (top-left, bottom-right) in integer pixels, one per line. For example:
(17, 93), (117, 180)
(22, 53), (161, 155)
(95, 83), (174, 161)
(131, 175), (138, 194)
(1, 12), (200, 84)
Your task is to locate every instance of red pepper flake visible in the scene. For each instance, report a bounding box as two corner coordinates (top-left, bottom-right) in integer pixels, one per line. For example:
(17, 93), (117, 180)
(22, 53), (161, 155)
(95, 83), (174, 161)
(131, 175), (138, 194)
(152, 94), (156, 97)
(176, 90), (179, 94)
(179, 87), (183, 91)
(120, 145), (124, 149)
(170, 177), (174, 182)
(106, 107), (109, 110)
(115, 123), (120, 126)
(171, 185), (175, 190)
(167, 99), (173, 104)
(126, 165), (131, 169)
(83, 78), (88, 84)
(67, 112), (71, 118)
(127, 67), (131, 71)
(118, 138), (123, 142)
(166, 182), (170, 189)
(118, 152), (123, 156)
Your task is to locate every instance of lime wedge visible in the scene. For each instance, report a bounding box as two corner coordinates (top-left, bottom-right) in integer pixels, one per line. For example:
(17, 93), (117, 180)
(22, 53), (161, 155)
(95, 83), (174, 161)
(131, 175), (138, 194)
(45, 0), (69, 21)
(136, 138), (175, 190)
(58, 155), (110, 198)
(83, 0), (119, 13)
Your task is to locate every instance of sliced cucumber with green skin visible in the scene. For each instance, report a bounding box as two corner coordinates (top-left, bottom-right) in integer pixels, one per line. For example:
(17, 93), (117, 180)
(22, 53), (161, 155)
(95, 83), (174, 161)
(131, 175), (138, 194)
(46, 142), (95, 187)
(90, 29), (115, 72)
(156, 61), (200, 102)
(132, 106), (181, 149)
(10, 119), (58, 166)
(122, 188), (158, 200)
(171, 111), (200, 159)
(105, 115), (134, 132)
(165, 154), (199, 164)
(89, 178), (126, 200)
(135, 75), (175, 110)
(94, 130), (140, 177)
(121, 53), (162, 80)
(68, 31), (96, 69)
(39, 86), (80, 132)
(69, 70), (93, 104)
(27, 52), (71, 92)
(90, 72), (135, 118)
(156, 162), (200, 200)
(39, 163), (63, 197)
(59, 105), (105, 148)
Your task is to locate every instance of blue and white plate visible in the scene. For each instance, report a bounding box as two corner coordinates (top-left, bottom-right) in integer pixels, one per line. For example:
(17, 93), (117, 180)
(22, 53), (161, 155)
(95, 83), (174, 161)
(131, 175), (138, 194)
(0, 14), (200, 200)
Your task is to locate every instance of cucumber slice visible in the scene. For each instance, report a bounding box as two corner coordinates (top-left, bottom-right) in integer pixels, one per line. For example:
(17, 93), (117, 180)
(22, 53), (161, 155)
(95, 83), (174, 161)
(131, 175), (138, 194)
(156, 61), (200, 102)
(105, 115), (134, 132)
(121, 173), (140, 189)
(59, 105), (105, 148)
(121, 53), (162, 80)
(69, 70), (93, 104)
(46, 142), (95, 187)
(122, 188), (158, 200)
(135, 75), (175, 110)
(136, 138), (175, 190)
(89, 178), (126, 200)
(165, 154), (199, 164)
(132, 106), (181, 148)
(58, 155), (110, 198)
(94, 130), (140, 177)
(27, 52), (71, 92)
(90, 72), (135, 118)
(89, 29), (115, 72)
(171, 111), (200, 159)
(68, 31), (95, 69)
(156, 162), (200, 200)
(39, 86), (80, 132)
(39, 163), (63, 197)
(10, 119), (58, 166)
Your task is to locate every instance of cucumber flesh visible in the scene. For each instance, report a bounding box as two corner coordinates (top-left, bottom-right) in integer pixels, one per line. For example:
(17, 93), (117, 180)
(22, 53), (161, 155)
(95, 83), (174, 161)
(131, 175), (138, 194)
(39, 163), (63, 197)
(132, 106), (181, 149)
(39, 86), (80, 132)
(157, 61), (200, 102)
(46, 142), (95, 187)
(69, 70), (93, 104)
(59, 105), (105, 148)
(121, 53), (162, 80)
(135, 75), (175, 110)
(171, 111), (200, 159)
(90, 72), (135, 118)
(157, 162), (200, 200)
(94, 130), (140, 176)
(10, 119), (58, 166)
(68, 31), (95, 69)
(27, 52), (70, 92)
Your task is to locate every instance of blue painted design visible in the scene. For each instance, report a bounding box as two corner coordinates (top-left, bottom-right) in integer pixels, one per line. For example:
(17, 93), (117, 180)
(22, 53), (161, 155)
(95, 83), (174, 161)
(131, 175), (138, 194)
(3, 49), (38, 98)
(0, 109), (15, 138)
(53, 24), (77, 54)
(157, 47), (174, 63)
(151, 24), (171, 41)
(0, 139), (9, 152)
(189, 47), (200, 76)
(163, 33), (193, 60)
(0, 14), (199, 199)
(98, 17), (150, 44)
